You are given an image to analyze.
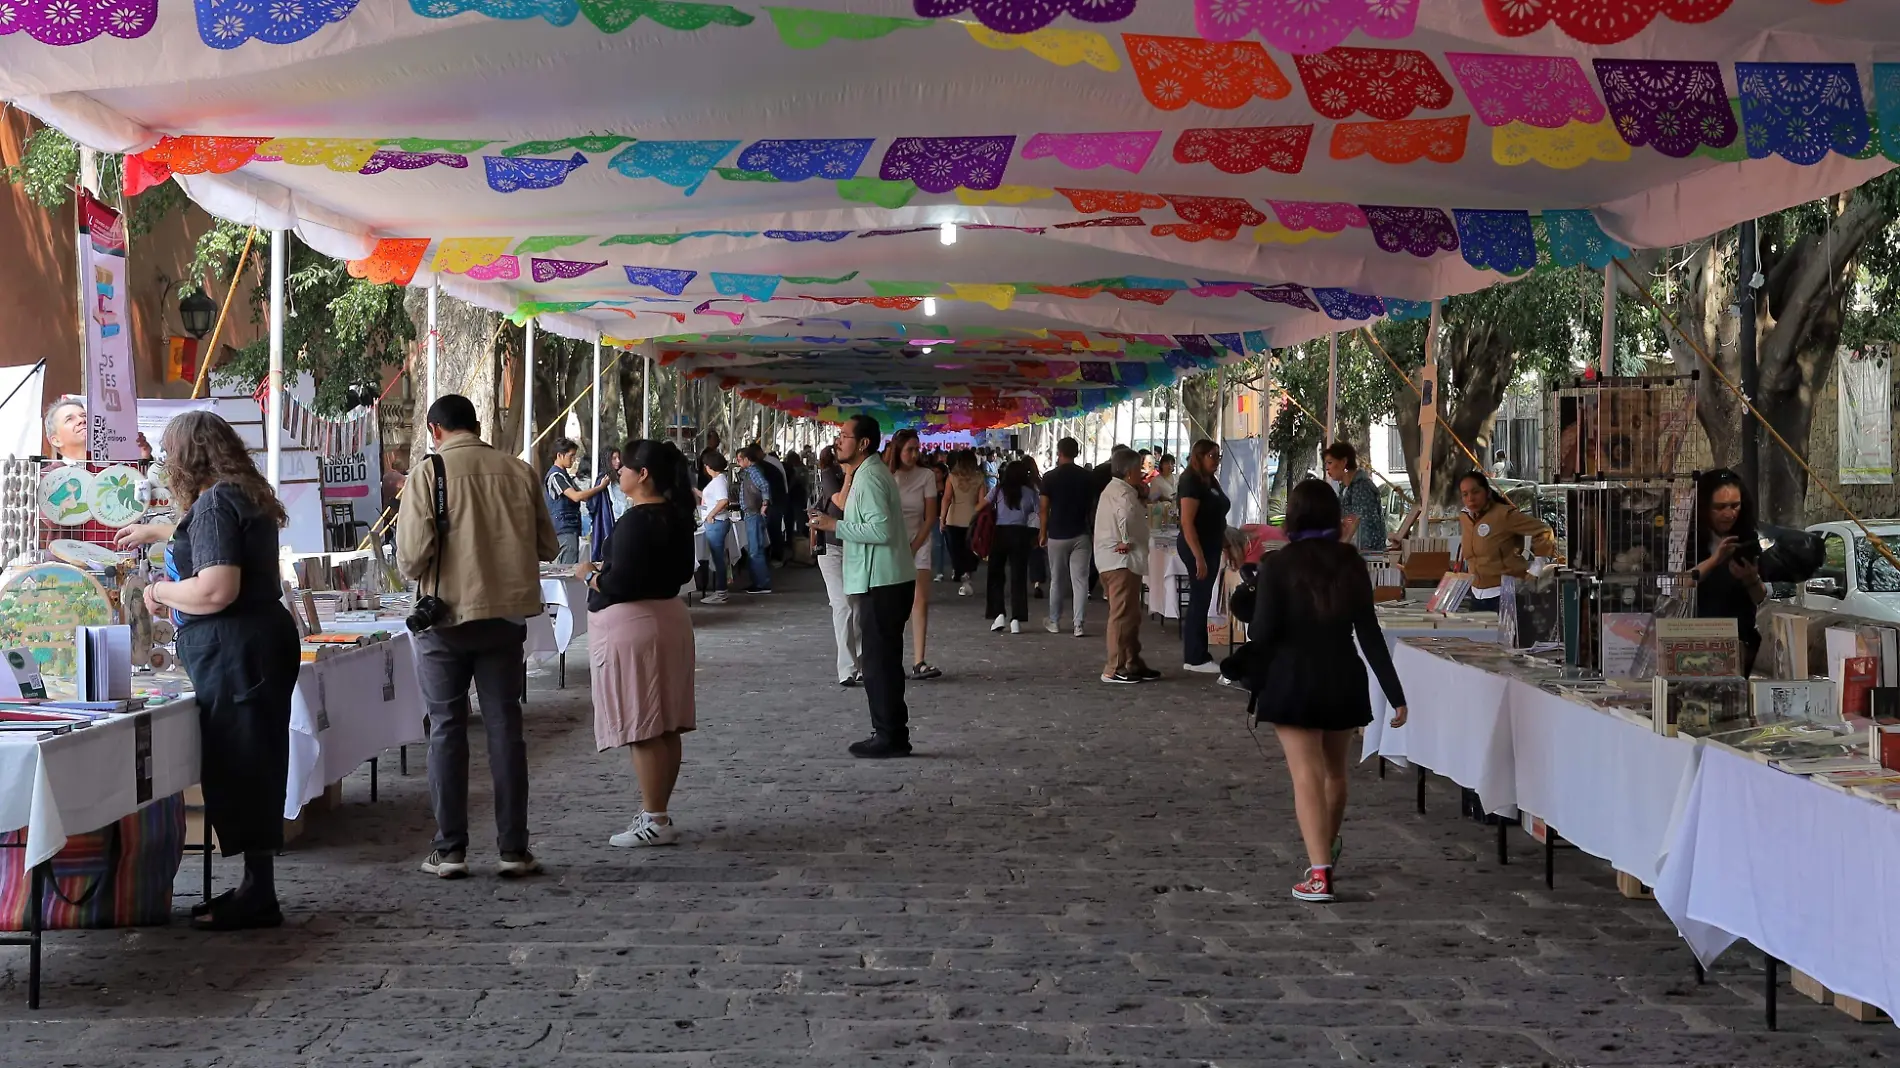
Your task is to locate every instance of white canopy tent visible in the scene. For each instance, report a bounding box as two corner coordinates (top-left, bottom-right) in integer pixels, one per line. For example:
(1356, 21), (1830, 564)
(3, 0), (1896, 431)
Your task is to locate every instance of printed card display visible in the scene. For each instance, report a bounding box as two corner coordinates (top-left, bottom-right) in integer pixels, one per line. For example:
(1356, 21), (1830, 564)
(1654, 617), (1741, 677)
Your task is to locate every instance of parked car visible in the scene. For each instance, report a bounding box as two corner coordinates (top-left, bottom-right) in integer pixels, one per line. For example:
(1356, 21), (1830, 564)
(1798, 521), (1900, 622)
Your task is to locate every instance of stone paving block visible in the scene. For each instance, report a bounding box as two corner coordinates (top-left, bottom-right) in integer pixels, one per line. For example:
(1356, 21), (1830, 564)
(561, 1017), (812, 1054)
(742, 992), (936, 1020)
(79, 1019), (337, 1055)
(1545, 1028), (1845, 1066)
(1335, 1024), (1552, 1064)
(808, 1020), (1075, 1056)
(474, 989), (733, 1019)
(328, 1020), (556, 1054)
(1080, 1023), (1340, 1060)
(941, 994), (1189, 1026)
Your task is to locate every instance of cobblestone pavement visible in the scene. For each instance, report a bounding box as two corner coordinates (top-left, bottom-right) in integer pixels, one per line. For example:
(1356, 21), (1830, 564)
(2, 565), (1897, 1067)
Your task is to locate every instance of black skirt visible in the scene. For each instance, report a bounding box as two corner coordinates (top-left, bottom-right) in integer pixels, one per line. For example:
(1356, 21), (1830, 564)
(176, 606), (301, 856)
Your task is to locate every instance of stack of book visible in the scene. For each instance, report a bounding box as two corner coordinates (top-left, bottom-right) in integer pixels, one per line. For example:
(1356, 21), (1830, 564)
(1651, 618), (1747, 737)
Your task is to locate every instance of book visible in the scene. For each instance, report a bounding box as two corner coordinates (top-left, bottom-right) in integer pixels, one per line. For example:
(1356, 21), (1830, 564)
(1842, 656), (1880, 719)
(1427, 573), (1472, 615)
(1872, 723), (1900, 772)
(1655, 618), (1741, 677)
(1750, 679), (1841, 727)
(1769, 613), (1812, 680)
(1600, 613), (1652, 680)
(1851, 781), (1900, 805)
(73, 625), (131, 703)
(1818, 767), (1900, 788)
(1774, 755), (1881, 776)
(1652, 676), (1750, 737)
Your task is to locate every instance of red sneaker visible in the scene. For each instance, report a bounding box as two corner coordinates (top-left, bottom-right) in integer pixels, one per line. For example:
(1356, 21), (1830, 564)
(1292, 867), (1334, 903)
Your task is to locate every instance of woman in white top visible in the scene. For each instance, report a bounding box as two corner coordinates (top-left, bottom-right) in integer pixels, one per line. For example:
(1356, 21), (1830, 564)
(885, 429), (942, 680)
(1147, 453), (1179, 505)
(698, 452), (734, 605)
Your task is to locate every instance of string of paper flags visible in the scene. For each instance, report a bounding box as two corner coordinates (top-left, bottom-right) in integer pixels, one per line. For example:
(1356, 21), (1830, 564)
(8, 0), (1849, 62)
(251, 381), (378, 457)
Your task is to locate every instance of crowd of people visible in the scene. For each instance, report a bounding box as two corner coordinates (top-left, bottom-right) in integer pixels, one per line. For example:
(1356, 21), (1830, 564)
(116, 394), (1470, 912)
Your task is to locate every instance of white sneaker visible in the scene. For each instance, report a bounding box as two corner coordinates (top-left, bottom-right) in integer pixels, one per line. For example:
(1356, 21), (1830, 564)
(1183, 661), (1222, 674)
(991, 614), (1007, 632)
(704, 592), (727, 605)
(1073, 623), (1086, 638)
(610, 814), (680, 848)
(1009, 620), (1022, 634)
(933, 574), (944, 583)
(1044, 620), (1060, 634)
(958, 582), (973, 597)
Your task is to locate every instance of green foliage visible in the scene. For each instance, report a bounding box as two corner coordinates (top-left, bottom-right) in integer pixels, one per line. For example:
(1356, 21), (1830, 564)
(4, 124), (185, 237)
(3, 125), (80, 210)
(214, 234), (415, 416)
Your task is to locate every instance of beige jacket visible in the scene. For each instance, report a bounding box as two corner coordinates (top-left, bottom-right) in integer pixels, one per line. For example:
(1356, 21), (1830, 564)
(1459, 499), (1558, 591)
(398, 433), (560, 626)
(942, 471), (985, 527)
(1093, 477), (1150, 575)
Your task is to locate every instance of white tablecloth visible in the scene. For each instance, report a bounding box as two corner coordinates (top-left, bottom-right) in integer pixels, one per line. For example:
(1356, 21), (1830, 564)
(1147, 534), (1186, 618)
(286, 634), (427, 818)
(1509, 684), (1701, 888)
(536, 575), (590, 656)
(1360, 625), (1499, 761)
(0, 699), (201, 868)
(1373, 643), (1519, 814)
(1656, 746), (1900, 1018)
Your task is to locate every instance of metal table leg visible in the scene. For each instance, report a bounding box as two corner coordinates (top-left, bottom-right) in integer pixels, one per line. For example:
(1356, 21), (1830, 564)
(27, 862), (42, 1010)
(1415, 765), (1426, 814)
(1378, 757), (1387, 780)
(1544, 830), (1557, 888)
(400, 745), (408, 775)
(559, 653), (566, 689)
(369, 755), (379, 803)
(1496, 819), (1509, 866)
(1765, 953), (1779, 1030)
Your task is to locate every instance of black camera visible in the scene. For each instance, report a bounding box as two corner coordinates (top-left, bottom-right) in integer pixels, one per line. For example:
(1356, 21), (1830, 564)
(406, 594), (450, 633)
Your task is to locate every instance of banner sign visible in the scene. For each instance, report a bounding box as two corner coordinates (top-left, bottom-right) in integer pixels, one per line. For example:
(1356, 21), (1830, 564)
(79, 194), (140, 461)
(1838, 343), (1893, 485)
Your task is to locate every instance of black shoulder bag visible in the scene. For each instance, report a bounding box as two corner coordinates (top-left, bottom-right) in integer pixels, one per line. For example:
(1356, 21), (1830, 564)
(406, 454), (452, 632)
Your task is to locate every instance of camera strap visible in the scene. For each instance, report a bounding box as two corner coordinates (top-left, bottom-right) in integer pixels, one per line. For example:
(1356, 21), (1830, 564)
(428, 453), (448, 601)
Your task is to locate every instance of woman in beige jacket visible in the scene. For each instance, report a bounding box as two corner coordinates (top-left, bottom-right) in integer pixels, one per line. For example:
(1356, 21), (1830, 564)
(940, 451), (986, 596)
(1456, 471), (1558, 611)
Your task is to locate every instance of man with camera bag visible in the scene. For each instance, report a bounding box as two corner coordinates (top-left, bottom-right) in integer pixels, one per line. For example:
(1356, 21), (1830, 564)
(398, 395), (560, 880)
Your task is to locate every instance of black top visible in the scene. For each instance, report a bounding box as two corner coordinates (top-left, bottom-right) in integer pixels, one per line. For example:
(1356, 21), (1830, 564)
(1039, 462), (1095, 541)
(1177, 468), (1231, 552)
(760, 461), (789, 513)
(814, 465), (845, 550)
(545, 465), (581, 534)
(1247, 542), (1406, 730)
(170, 482), (285, 626)
(1694, 531), (1762, 646)
(588, 502), (696, 612)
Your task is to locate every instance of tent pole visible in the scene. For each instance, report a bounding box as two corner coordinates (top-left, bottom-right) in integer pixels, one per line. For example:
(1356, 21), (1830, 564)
(522, 319), (536, 465)
(266, 229), (286, 490)
(641, 351), (651, 439)
(1258, 350), (1271, 522)
(1326, 332), (1339, 444)
(1600, 263), (1616, 377)
(425, 280), (439, 454)
(591, 334), (602, 482)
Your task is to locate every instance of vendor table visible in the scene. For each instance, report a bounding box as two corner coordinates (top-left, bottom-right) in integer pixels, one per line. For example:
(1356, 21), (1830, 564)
(1358, 622), (1500, 763)
(0, 699), (201, 1007)
(287, 634), (427, 819)
(1657, 745), (1900, 1023)
(530, 575), (591, 687)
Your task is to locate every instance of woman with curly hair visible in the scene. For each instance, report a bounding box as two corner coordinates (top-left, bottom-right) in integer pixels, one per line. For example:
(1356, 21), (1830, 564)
(119, 411), (301, 930)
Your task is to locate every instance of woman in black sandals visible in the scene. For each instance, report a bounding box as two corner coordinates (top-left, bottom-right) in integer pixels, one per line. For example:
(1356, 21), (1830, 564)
(1248, 480), (1408, 904)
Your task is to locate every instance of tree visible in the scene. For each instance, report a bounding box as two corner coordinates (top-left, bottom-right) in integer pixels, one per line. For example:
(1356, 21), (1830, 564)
(1624, 171), (1900, 524)
(1266, 335), (1398, 500)
(207, 228), (415, 416)
(1375, 263), (1656, 507)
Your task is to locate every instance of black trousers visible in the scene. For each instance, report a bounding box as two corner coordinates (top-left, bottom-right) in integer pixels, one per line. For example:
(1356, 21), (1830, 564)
(859, 581), (916, 744)
(175, 606), (301, 857)
(943, 525), (976, 578)
(986, 525), (1034, 622)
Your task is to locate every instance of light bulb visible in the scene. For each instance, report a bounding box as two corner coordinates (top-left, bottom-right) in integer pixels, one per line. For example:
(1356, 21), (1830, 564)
(940, 221), (957, 246)
(923, 297), (938, 316)
(921, 346), (934, 354)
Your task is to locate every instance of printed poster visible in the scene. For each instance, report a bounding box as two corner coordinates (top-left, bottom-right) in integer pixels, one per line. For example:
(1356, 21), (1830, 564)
(1839, 343), (1892, 485)
(79, 194), (140, 461)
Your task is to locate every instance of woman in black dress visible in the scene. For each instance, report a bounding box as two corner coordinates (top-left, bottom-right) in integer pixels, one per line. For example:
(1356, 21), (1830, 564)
(1177, 439), (1232, 673)
(1690, 469), (1765, 674)
(1249, 480), (1408, 904)
(144, 411), (301, 930)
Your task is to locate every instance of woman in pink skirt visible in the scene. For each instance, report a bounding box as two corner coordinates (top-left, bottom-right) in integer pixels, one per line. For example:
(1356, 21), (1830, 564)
(580, 439), (698, 847)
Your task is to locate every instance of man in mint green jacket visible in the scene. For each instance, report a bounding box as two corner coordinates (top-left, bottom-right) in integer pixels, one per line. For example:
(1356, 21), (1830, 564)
(810, 413), (915, 757)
